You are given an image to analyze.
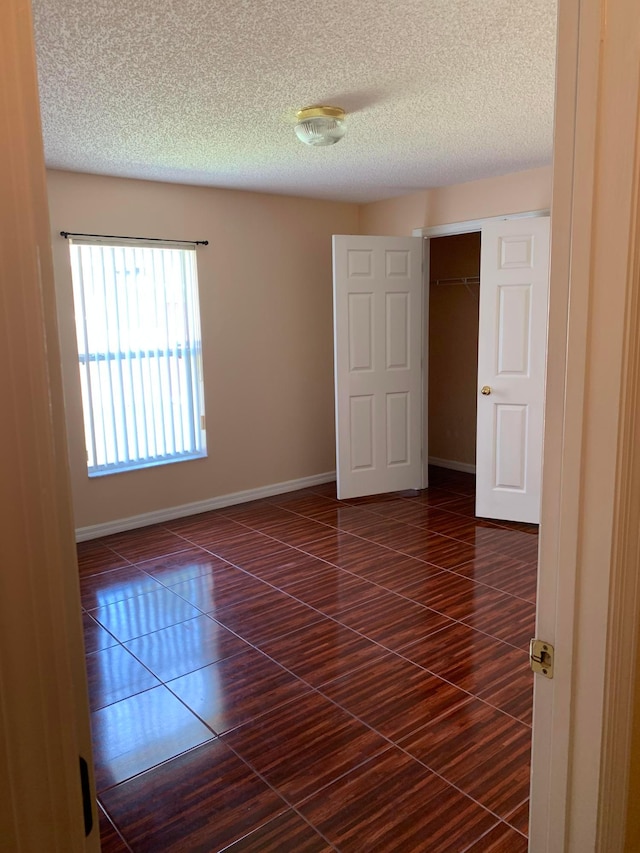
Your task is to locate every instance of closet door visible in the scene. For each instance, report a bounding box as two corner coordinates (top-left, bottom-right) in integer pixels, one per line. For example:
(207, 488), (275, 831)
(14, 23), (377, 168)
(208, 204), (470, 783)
(333, 235), (424, 499)
(476, 216), (551, 523)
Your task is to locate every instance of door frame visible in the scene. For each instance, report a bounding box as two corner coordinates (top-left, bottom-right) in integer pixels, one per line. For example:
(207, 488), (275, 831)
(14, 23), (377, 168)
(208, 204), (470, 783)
(528, 0), (640, 849)
(1, 0), (99, 848)
(412, 210), (550, 488)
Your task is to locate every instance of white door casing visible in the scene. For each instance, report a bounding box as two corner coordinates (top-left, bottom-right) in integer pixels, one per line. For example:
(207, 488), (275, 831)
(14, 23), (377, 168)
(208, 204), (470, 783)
(475, 216), (551, 523)
(333, 235), (424, 499)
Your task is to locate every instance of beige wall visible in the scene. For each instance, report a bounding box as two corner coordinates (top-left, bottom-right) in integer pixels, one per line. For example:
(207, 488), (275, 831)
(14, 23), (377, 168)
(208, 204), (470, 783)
(427, 166), (552, 226)
(359, 166), (552, 235)
(47, 170), (358, 529)
(428, 233), (480, 467)
(358, 190), (430, 237)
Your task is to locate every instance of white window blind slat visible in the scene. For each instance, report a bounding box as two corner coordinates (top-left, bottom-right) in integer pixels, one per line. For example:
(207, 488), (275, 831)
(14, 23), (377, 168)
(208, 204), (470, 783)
(69, 240), (206, 477)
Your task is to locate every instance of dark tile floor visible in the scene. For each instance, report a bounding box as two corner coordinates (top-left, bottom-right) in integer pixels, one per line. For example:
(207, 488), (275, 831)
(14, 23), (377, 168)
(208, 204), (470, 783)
(80, 467), (537, 852)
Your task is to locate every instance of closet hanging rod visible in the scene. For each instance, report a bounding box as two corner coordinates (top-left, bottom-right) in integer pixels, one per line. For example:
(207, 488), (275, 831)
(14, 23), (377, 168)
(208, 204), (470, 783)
(431, 276), (480, 286)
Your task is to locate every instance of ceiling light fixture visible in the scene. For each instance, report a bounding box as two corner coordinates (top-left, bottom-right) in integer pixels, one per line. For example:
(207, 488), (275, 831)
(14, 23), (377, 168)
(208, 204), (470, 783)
(294, 106), (346, 147)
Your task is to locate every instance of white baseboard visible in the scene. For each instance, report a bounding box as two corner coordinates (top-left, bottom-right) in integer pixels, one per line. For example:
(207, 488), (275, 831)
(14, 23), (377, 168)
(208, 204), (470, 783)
(75, 470), (336, 542)
(428, 456), (476, 474)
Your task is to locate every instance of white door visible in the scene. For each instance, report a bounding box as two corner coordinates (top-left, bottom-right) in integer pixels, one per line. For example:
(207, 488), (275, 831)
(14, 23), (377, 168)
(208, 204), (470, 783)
(333, 235), (424, 499)
(475, 216), (551, 523)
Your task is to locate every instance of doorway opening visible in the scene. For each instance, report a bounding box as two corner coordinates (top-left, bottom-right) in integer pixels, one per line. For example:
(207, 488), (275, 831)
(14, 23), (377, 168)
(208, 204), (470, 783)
(427, 232), (481, 477)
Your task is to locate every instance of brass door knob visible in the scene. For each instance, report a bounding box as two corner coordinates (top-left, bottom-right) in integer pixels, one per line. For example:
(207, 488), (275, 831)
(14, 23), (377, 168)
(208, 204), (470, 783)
(480, 385), (492, 396)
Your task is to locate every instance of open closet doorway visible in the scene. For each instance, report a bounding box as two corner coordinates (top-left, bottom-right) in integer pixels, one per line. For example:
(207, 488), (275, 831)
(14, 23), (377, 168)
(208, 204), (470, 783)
(332, 216), (549, 517)
(428, 232), (481, 477)
(419, 213), (550, 524)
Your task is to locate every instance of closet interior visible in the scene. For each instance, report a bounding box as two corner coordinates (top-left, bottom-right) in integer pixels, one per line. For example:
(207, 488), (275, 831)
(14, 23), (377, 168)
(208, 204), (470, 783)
(428, 232), (481, 473)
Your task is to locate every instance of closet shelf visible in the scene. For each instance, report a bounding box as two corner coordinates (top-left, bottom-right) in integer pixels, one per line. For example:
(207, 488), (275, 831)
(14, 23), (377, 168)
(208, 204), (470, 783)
(431, 276), (480, 286)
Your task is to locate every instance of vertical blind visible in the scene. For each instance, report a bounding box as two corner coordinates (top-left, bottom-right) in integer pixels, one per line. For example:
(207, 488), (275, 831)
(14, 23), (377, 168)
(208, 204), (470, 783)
(69, 238), (206, 476)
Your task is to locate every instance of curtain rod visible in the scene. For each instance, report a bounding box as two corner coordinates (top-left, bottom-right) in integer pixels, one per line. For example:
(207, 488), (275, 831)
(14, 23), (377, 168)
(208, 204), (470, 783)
(60, 231), (208, 246)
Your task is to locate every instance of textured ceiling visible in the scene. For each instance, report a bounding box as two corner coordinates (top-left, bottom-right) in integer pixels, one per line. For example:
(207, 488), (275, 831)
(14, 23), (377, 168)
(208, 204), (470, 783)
(32, 0), (557, 203)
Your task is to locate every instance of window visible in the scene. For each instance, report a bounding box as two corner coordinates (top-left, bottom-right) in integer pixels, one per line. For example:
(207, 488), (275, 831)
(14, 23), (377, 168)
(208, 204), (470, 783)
(69, 238), (206, 476)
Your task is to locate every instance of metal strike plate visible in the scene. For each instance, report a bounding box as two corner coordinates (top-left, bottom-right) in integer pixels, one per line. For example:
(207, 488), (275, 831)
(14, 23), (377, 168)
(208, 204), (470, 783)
(530, 639), (554, 678)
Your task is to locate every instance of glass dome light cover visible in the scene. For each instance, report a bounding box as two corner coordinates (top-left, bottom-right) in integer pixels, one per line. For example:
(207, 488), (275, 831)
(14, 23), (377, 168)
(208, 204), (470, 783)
(294, 106), (346, 146)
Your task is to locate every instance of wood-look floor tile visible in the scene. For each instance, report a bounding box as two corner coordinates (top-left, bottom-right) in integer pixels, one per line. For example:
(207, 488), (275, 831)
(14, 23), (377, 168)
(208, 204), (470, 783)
(262, 516), (338, 547)
(407, 485), (469, 505)
(400, 698), (531, 819)
(346, 517), (420, 549)
(472, 527), (540, 563)
(341, 490), (411, 506)
(347, 519), (475, 569)
(333, 589), (452, 653)
(101, 525), (192, 562)
(211, 586), (324, 646)
(125, 615), (250, 682)
(321, 653), (469, 740)
(500, 520), (540, 535)
(399, 622), (533, 724)
(162, 512), (249, 547)
(260, 618), (389, 687)
(221, 811), (332, 852)
(265, 486), (317, 502)
(83, 467), (539, 853)
(237, 549), (334, 587)
(80, 565), (165, 610)
(461, 593), (536, 650)
(268, 492), (339, 515)
(101, 740), (287, 852)
(207, 531), (292, 566)
(77, 540), (130, 576)
(284, 567), (383, 616)
(223, 691), (388, 804)
(168, 565), (273, 612)
(133, 548), (232, 585)
(369, 504), (459, 533)
(432, 495), (477, 516)
(478, 661), (534, 726)
(347, 555), (443, 593)
(97, 802), (130, 852)
(356, 497), (429, 521)
(300, 531), (392, 569)
(91, 686), (213, 791)
(314, 548), (411, 579)
(402, 570), (512, 620)
(168, 647), (311, 734)
(297, 746), (497, 853)
(235, 510), (308, 536)
(451, 553), (538, 603)
(463, 822), (528, 852)
(83, 611), (117, 654)
(92, 587), (201, 642)
(309, 481), (338, 498)
(417, 513), (504, 542)
(220, 500), (295, 525)
(393, 530), (478, 568)
(504, 799), (529, 836)
(298, 504), (379, 532)
(86, 645), (160, 711)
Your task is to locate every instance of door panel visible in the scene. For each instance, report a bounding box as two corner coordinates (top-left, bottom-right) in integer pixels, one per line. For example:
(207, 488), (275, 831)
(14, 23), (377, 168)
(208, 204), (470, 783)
(495, 404), (527, 488)
(476, 216), (550, 523)
(333, 235), (423, 499)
